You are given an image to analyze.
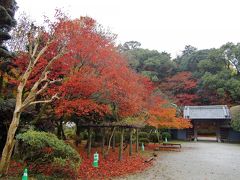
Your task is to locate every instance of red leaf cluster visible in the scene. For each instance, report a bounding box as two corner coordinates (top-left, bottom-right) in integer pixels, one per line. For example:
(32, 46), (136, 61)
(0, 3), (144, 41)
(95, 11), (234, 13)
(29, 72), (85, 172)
(160, 71), (199, 106)
(11, 15), (191, 129)
(7, 160), (25, 177)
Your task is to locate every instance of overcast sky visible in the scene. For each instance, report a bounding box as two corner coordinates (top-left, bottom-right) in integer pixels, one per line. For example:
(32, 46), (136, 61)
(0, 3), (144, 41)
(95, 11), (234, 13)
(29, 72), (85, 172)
(16, 0), (240, 58)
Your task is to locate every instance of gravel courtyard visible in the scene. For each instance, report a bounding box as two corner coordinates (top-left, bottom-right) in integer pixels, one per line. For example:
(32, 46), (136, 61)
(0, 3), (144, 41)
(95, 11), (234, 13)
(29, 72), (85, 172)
(117, 142), (240, 180)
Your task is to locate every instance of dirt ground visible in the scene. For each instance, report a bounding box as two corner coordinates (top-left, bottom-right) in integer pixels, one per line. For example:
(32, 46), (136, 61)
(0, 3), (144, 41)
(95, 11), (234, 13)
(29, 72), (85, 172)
(115, 142), (240, 180)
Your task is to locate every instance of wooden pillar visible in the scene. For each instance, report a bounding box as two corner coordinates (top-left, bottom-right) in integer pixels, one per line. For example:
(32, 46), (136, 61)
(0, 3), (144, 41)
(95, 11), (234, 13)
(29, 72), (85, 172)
(216, 121), (221, 142)
(193, 121), (197, 142)
(129, 128), (133, 156)
(118, 128), (124, 161)
(87, 127), (92, 158)
(136, 129), (139, 152)
(112, 132), (116, 152)
(101, 128), (105, 157)
(75, 122), (80, 146)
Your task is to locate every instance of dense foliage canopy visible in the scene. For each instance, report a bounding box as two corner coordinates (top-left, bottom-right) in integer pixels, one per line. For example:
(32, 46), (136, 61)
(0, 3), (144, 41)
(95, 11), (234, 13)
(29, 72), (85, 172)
(121, 42), (240, 106)
(230, 106), (240, 132)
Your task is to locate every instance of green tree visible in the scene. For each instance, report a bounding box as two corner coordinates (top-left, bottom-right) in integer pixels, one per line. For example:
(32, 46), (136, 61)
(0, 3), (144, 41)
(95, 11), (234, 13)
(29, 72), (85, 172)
(230, 106), (240, 132)
(122, 47), (176, 81)
(0, 0), (17, 58)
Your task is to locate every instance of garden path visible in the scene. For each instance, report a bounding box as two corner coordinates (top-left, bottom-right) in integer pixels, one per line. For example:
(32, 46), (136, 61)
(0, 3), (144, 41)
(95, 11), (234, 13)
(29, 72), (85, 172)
(115, 142), (240, 180)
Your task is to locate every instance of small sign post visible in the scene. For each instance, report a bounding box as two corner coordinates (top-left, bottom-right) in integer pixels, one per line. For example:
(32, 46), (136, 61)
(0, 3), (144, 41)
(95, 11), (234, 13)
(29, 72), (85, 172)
(22, 168), (28, 180)
(93, 152), (99, 167)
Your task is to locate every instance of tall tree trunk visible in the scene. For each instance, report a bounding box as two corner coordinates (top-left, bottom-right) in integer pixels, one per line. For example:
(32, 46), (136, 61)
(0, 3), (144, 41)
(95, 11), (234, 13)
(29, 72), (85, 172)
(0, 27), (65, 175)
(118, 128), (124, 161)
(129, 128), (133, 156)
(0, 75), (25, 175)
(136, 129), (139, 153)
(0, 111), (21, 175)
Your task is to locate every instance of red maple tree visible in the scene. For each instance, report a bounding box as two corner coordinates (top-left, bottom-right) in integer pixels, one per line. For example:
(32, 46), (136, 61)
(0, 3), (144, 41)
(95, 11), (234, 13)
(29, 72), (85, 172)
(159, 71), (199, 106)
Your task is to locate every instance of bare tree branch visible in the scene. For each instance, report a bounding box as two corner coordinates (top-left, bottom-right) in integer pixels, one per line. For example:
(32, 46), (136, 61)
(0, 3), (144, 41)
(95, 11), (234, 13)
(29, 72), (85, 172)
(40, 71), (50, 83)
(31, 40), (39, 58)
(28, 93), (59, 106)
(28, 49), (65, 94)
(33, 39), (52, 65)
(36, 78), (62, 96)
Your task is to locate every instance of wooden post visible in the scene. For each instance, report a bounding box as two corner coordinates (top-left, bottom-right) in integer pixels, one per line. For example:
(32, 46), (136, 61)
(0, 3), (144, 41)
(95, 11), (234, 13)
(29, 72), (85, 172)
(87, 127), (92, 158)
(216, 121), (221, 142)
(156, 129), (160, 144)
(129, 128), (133, 156)
(193, 121), (197, 141)
(112, 130), (116, 152)
(136, 129), (139, 153)
(102, 128), (105, 157)
(75, 122), (80, 146)
(118, 128), (124, 161)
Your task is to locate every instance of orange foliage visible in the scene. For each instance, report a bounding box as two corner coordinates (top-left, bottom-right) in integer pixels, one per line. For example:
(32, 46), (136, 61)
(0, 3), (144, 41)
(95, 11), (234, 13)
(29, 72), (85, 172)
(12, 15), (190, 128)
(146, 95), (192, 129)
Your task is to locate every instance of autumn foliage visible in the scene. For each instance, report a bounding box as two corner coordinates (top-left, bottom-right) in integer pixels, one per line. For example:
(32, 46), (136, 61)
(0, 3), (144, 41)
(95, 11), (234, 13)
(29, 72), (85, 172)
(145, 95), (192, 129)
(160, 71), (199, 106)
(1, 14), (192, 176)
(10, 15), (191, 130)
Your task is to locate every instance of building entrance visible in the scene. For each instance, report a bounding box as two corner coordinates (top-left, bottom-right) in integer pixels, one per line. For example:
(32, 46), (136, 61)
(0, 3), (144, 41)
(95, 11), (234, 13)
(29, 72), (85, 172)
(195, 120), (217, 141)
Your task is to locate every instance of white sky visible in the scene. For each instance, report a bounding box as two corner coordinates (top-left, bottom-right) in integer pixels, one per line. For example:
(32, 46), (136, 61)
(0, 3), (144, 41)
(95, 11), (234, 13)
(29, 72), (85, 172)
(16, 0), (240, 58)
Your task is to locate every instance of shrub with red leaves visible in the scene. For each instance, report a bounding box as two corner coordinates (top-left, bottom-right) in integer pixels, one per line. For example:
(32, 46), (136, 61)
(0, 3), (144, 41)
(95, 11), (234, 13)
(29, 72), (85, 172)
(7, 160), (25, 177)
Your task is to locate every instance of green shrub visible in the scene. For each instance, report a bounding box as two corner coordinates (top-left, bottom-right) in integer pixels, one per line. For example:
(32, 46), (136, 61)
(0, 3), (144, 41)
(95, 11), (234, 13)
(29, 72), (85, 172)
(139, 132), (150, 145)
(80, 131), (88, 140)
(16, 130), (81, 178)
(139, 138), (150, 145)
(162, 132), (171, 140)
(139, 132), (148, 139)
(64, 127), (76, 140)
(230, 106), (240, 132)
(149, 133), (159, 143)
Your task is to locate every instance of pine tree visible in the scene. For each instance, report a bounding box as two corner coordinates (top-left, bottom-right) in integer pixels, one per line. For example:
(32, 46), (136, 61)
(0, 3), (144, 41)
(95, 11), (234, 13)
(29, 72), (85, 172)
(0, 0), (17, 58)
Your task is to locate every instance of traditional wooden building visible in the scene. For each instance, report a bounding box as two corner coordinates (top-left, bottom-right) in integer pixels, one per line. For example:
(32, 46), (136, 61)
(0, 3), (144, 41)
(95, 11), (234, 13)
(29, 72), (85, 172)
(172, 105), (240, 142)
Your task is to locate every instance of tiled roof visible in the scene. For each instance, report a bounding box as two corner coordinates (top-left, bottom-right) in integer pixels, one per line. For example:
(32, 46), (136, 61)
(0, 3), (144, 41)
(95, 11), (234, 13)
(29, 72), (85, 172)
(183, 105), (231, 119)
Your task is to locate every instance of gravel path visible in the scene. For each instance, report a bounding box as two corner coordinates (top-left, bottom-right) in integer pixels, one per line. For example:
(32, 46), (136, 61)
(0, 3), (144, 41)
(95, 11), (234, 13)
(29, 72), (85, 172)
(115, 142), (240, 180)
